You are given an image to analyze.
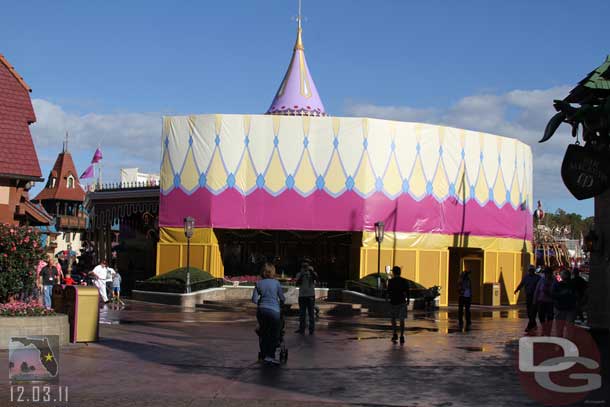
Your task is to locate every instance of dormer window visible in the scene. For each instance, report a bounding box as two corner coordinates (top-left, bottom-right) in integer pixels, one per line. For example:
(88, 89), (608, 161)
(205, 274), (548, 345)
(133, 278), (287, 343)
(67, 175), (75, 188)
(51, 178), (56, 188)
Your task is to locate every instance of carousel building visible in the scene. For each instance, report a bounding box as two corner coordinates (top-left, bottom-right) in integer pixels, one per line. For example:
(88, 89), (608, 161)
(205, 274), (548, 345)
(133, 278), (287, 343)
(157, 19), (534, 306)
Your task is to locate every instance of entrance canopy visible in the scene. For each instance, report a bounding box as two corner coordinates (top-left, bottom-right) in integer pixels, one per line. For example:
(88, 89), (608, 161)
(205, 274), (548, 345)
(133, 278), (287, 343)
(160, 114), (533, 240)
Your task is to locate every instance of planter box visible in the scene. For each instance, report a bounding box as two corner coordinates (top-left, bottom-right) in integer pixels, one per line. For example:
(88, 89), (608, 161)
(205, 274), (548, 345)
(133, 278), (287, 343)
(0, 315), (70, 350)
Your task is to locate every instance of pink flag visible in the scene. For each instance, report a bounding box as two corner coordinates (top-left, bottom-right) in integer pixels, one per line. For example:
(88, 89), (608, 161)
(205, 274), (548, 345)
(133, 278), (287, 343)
(91, 147), (103, 163)
(80, 164), (94, 179)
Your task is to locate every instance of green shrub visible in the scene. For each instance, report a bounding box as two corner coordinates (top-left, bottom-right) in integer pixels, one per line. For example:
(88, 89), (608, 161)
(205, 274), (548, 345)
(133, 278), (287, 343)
(0, 224), (46, 303)
(359, 273), (390, 288)
(148, 267), (214, 284)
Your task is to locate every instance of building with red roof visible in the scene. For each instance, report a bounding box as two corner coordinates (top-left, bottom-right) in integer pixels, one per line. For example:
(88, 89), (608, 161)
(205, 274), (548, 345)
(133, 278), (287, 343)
(34, 140), (87, 257)
(0, 54), (52, 226)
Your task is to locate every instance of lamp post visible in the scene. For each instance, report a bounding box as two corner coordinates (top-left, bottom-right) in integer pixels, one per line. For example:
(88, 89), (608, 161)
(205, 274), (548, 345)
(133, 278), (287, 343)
(183, 217), (195, 293)
(374, 221), (385, 292)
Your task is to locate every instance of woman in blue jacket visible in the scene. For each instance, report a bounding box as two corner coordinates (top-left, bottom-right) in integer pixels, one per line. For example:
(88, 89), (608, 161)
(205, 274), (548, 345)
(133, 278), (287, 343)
(252, 262), (286, 365)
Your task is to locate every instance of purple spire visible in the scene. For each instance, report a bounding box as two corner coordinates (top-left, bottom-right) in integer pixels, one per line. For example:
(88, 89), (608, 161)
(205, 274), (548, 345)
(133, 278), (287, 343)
(266, 19), (327, 117)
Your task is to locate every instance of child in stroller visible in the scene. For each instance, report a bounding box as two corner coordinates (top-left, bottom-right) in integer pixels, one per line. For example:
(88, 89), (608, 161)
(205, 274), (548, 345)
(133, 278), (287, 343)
(257, 303), (290, 364)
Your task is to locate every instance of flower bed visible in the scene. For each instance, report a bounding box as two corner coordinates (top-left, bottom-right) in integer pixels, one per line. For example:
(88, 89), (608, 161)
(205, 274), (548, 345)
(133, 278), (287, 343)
(0, 301), (55, 317)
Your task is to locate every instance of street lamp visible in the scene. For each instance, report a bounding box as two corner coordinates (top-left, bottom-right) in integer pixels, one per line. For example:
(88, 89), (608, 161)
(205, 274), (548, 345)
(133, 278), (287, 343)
(374, 221), (385, 292)
(183, 216), (195, 293)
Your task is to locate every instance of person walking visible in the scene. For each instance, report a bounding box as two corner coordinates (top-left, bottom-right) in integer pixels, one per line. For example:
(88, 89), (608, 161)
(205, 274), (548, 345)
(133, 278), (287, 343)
(295, 261), (318, 335)
(91, 260), (110, 303)
(457, 269), (472, 330)
(514, 265), (541, 332)
(387, 266), (410, 344)
(252, 262), (286, 365)
(534, 268), (555, 335)
(112, 270), (123, 305)
(552, 269), (578, 337)
(39, 257), (60, 309)
(571, 268), (588, 323)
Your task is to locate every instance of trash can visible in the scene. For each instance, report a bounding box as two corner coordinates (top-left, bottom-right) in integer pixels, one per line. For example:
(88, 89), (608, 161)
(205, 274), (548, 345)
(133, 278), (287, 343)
(483, 283), (501, 306)
(63, 286), (99, 343)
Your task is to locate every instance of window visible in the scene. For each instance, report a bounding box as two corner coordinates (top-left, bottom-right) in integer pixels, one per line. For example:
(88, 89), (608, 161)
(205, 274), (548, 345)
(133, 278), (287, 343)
(67, 175), (75, 188)
(51, 178), (56, 188)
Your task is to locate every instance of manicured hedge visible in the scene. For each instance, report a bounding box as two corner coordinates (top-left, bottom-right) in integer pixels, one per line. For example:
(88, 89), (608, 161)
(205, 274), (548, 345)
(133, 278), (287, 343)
(135, 267), (222, 293)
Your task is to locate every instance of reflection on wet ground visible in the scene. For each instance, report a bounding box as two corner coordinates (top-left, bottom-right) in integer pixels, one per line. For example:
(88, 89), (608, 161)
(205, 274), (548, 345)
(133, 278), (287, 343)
(3, 299), (604, 406)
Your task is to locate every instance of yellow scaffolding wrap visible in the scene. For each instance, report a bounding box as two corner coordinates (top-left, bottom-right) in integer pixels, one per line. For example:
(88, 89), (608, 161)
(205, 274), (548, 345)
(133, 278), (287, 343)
(157, 227), (223, 278)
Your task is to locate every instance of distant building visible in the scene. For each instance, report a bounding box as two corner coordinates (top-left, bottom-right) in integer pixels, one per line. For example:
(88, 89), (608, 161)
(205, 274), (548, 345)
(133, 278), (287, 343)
(34, 142), (87, 257)
(0, 54), (52, 226)
(120, 168), (159, 186)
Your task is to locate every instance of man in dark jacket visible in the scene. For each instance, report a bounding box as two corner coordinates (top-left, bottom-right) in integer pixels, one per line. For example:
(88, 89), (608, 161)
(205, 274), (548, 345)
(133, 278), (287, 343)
(387, 266), (410, 344)
(458, 270), (473, 330)
(514, 265), (541, 332)
(553, 269), (578, 337)
(571, 268), (588, 322)
(295, 261), (318, 335)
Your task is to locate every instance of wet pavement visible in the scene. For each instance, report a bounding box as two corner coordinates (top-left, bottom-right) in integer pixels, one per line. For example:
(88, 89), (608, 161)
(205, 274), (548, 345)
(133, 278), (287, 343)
(0, 300), (607, 406)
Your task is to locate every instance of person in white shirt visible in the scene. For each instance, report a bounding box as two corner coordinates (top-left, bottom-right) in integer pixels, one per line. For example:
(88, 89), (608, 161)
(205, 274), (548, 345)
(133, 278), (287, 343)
(92, 260), (110, 303)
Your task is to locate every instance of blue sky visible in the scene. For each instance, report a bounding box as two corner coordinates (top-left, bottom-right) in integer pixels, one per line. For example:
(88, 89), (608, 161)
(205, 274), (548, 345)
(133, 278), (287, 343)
(2, 0), (608, 216)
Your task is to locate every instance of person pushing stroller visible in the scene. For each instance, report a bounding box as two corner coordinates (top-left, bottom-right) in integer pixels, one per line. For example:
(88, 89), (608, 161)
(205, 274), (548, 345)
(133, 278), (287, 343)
(252, 262), (286, 365)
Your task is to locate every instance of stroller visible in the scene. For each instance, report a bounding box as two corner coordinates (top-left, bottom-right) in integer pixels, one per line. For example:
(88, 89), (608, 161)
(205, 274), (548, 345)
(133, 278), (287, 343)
(257, 303), (290, 364)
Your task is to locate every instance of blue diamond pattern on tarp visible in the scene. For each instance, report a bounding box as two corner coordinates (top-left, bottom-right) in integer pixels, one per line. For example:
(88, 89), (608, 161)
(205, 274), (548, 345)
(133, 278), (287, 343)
(303, 137), (309, 147)
(461, 149), (465, 159)
(345, 176), (355, 190)
(174, 174), (181, 188)
(402, 179), (409, 193)
(244, 136), (250, 146)
(488, 187), (494, 202)
(439, 146), (443, 156)
(498, 155), (501, 164)
(199, 173), (207, 187)
(215, 135), (220, 146)
(188, 135), (193, 146)
(333, 138), (339, 149)
(226, 173), (235, 188)
(375, 177), (383, 192)
(416, 143), (421, 153)
(256, 174), (265, 188)
(506, 190), (511, 204)
(316, 175), (325, 190)
(285, 175), (295, 189)
(164, 137), (169, 148)
(391, 140), (396, 151)
(480, 151), (484, 162)
(449, 183), (455, 196)
(470, 185), (476, 198)
(426, 181), (433, 195)
(273, 136), (279, 147)
(363, 139), (368, 149)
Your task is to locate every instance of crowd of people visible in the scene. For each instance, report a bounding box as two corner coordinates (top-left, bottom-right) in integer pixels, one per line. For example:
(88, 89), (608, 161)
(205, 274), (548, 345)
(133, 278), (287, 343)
(514, 264), (588, 336)
(35, 254), (122, 309)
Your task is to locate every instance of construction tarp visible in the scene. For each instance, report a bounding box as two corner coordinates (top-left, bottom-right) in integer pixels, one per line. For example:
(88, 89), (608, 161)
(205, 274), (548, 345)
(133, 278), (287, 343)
(160, 114), (533, 240)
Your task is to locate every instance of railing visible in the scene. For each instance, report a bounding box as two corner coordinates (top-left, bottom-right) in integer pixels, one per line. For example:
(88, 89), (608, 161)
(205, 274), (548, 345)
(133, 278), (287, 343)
(134, 278), (224, 293)
(92, 180), (160, 192)
(345, 280), (387, 298)
(57, 215), (87, 229)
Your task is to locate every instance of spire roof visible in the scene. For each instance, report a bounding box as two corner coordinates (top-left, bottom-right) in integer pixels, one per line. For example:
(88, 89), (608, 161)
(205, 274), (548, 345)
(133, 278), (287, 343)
(265, 11), (326, 117)
(34, 149), (85, 202)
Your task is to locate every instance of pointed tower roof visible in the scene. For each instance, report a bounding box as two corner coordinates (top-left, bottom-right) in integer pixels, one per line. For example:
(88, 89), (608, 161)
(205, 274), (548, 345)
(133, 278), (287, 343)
(34, 138), (85, 202)
(266, 8), (327, 117)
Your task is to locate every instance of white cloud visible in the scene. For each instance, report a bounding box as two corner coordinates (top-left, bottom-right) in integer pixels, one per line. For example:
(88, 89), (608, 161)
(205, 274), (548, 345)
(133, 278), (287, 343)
(29, 99), (162, 195)
(343, 86), (591, 214)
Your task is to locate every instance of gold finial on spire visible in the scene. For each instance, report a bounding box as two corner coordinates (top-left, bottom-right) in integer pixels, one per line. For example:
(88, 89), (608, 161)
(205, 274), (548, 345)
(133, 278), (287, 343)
(294, 0), (304, 51)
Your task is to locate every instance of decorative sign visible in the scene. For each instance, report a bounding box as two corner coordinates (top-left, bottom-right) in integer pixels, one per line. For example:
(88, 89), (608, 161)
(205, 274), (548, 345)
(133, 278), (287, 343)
(561, 144), (610, 200)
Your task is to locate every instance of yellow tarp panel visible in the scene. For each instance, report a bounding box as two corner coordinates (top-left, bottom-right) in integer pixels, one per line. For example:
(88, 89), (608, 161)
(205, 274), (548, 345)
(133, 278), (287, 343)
(361, 231), (532, 253)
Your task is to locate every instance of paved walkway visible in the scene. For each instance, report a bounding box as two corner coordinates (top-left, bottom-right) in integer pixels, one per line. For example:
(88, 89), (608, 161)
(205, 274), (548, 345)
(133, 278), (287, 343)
(0, 301), (607, 406)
